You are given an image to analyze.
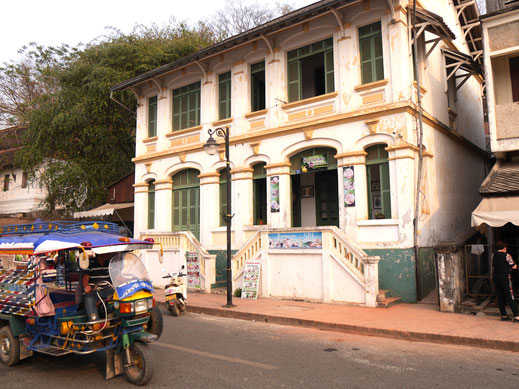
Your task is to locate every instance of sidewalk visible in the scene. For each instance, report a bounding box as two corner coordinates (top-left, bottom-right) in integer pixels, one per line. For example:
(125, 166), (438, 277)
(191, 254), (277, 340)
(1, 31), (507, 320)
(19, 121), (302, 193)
(154, 290), (519, 352)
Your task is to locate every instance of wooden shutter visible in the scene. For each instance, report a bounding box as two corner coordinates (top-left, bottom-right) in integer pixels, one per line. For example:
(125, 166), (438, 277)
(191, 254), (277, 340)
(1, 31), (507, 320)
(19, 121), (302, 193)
(148, 96), (157, 138)
(287, 60), (301, 102)
(380, 162), (391, 218)
(324, 49), (335, 93)
(148, 181), (155, 229)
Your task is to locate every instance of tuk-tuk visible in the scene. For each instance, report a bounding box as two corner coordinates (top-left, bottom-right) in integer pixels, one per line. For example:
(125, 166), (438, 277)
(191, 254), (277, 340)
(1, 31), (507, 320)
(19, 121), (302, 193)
(0, 221), (162, 386)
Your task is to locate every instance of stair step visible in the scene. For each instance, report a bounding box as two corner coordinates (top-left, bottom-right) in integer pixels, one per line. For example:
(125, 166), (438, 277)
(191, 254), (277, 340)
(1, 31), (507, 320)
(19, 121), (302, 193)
(30, 344), (71, 356)
(377, 296), (402, 308)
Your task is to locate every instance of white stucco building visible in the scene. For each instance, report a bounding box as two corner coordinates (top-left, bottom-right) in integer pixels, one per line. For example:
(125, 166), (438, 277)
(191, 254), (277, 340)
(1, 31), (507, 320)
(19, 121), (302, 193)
(0, 127), (45, 217)
(112, 0), (486, 304)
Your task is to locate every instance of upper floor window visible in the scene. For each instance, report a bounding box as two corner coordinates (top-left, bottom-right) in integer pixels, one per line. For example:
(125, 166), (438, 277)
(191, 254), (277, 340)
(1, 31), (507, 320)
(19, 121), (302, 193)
(365, 145), (391, 220)
(359, 22), (384, 84)
(148, 180), (155, 229)
(251, 61), (266, 112)
(219, 71), (232, 120)
(287, 37), (334, 102)
(511, 56), (519, 102)
(172, 82), (201, 131)
(148, 96), (157, 138)
(21, 172), (28, 189)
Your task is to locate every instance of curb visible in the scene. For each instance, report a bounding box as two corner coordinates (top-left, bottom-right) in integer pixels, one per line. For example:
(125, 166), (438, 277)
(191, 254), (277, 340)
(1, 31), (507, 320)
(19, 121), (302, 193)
(159, 302), (519, 353)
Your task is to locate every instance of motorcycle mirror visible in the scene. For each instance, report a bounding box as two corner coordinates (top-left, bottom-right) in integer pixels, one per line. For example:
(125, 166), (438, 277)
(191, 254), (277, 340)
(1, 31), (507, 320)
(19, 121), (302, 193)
(181, 265), (185, 269)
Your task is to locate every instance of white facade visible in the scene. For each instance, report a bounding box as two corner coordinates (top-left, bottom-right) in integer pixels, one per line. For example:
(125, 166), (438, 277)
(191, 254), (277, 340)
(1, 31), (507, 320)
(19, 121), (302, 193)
(0, 166), (45, 216)
(119, 0), (487, 302)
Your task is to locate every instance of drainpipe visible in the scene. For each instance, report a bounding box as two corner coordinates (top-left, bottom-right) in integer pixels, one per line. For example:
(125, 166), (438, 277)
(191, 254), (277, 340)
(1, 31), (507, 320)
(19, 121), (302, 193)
(412, 0), (424, 301)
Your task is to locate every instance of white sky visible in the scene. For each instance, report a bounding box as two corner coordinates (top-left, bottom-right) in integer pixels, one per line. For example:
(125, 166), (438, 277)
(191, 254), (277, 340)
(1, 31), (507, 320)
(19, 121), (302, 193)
(1, 0), (317, 65)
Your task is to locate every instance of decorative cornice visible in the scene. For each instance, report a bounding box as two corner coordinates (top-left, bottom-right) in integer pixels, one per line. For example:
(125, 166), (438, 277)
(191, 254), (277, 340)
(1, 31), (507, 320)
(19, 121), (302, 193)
(166, 125), (202, 138)
(245, 109), (268, 119)
(354, 79), (389, 93)
(142, 136), (158, 144)
(212, 117), (233, 127)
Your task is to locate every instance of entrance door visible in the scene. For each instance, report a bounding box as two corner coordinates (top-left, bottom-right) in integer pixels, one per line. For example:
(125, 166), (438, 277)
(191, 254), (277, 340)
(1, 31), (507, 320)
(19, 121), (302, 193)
(172, 169), (200, 239)
(315, 170), (338, 227)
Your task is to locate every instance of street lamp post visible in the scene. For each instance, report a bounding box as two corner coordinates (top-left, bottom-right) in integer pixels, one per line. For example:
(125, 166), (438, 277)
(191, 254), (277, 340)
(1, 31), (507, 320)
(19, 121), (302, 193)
(204, 126), (234, 307)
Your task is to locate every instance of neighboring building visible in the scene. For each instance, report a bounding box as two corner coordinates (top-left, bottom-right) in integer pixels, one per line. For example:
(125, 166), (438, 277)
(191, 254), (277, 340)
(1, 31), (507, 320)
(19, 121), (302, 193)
(73, 172), (135, 235)
(0, 126), (45, 218)
(112, 0), (486, 303)
(472, 1), (519, 269)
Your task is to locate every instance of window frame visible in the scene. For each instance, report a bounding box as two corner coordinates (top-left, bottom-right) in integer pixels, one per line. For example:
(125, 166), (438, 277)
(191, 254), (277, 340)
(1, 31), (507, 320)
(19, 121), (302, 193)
(252, 163), (267, 225)
(287, 37), (335, 102)
(359, 21), (384, 84)
(172, 81), (201, 131)
(250, 61), (266, 112)
(365, 144), (391, 220)
(147, 180), (155, 230)
(148, 95), (158, 138)
(218, 71), (232, 120)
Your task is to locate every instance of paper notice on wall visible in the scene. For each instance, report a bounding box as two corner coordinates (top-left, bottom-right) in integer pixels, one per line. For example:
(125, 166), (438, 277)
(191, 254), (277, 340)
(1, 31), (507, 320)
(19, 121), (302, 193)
(241, 259), (261, 299)
(186, 251), (201, 289)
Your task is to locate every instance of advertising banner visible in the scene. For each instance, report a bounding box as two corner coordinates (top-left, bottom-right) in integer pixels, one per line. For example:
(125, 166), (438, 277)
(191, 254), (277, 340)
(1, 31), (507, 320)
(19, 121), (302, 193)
(186, 251), (201, 289)
(268, 232), (323, 249)
(241, 258), (261, 299)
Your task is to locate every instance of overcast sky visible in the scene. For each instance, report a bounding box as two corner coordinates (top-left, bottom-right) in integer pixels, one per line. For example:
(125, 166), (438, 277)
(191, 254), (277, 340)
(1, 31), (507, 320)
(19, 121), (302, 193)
(0, 0), (317, 65)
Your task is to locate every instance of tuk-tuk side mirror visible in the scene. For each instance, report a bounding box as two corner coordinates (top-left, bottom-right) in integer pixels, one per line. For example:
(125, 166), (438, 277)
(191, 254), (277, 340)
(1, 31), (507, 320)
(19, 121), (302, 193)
(181, 265), (185, 269)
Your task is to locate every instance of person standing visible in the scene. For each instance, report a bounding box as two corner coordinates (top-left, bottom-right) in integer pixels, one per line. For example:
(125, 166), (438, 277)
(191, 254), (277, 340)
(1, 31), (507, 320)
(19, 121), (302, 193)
(493, 241), (519, 322)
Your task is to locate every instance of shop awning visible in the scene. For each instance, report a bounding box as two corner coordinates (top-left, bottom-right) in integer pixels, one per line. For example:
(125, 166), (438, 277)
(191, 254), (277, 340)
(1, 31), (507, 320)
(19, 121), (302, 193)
(471, 196), (519, 228)
(73, 202), (133, 219)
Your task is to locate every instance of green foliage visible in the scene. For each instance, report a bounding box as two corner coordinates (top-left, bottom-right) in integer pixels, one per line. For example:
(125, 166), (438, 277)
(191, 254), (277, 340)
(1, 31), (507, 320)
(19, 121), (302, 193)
(15, 20), (214, 213)
(234, 288), (242, 297)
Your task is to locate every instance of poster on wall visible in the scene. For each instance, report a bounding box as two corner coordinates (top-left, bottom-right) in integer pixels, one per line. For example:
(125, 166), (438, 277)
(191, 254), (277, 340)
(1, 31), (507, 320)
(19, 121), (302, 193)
(241, 258), (261, 299)
(343, 166), (355, 207)
(186, 251), (201, 289)
(270, 176), (280, 213)
(268, 232), (323, 249)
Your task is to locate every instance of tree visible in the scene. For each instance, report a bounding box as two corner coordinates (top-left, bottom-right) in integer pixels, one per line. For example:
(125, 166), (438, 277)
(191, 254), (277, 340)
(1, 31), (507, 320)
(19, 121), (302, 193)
(206, 0), (294, 40)
(16, 20), (215, 214)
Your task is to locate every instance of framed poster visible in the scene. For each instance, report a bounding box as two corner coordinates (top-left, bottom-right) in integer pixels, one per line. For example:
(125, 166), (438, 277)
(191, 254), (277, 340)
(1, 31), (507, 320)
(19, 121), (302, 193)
(270, 176), (280, 212)
(371, 181), (380, 191)
(301, 185), (314, 198)
(343, 166), (355, 207)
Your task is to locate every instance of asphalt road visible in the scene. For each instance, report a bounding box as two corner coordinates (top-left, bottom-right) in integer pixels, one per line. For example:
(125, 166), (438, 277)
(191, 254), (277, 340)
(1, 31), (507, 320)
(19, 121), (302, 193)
(2, 306), (519, 388)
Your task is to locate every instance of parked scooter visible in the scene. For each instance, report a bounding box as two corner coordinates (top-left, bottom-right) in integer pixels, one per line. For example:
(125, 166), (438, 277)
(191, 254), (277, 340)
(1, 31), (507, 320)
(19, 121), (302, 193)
(162, 265), (187, 316)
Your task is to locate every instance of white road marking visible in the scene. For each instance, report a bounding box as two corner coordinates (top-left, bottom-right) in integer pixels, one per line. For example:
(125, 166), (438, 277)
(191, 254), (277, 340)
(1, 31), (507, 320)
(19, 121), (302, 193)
(155, 342), (278, 370)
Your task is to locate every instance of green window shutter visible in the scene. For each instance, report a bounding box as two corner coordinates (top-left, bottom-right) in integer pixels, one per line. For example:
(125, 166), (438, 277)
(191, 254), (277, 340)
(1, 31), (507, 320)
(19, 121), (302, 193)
(380, 163), (391, 218)
(219, 72), (231, 120)
(148, 181), (155, 229)
(287, 60), (301, 102)
(219, 171), (227, 227)
(148, 96), (157, 138)
(359, 22), (384, 84)
(324, 49), (335, 93)
(172, 82), (200, 131)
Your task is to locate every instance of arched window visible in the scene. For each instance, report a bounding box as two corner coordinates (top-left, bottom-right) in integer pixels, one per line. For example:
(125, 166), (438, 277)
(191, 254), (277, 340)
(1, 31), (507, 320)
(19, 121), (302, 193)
(147, 180), (155, 229)
(172, 169), (200, 238)
(253, 163), (267, 225)
(365, 144), (391, 219)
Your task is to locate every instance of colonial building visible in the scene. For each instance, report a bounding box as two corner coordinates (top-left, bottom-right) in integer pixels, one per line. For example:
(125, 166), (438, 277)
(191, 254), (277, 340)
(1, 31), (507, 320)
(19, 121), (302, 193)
(0, 126), (45, 218)
(112, 0), (486, 304)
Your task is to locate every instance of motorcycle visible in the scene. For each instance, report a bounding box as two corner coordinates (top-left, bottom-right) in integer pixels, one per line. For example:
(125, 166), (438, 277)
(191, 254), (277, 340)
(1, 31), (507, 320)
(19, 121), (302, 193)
(162, 266), (187, 316)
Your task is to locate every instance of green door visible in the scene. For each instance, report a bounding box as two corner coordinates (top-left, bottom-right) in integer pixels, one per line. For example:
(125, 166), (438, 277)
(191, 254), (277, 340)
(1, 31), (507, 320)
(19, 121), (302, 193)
(315, 170), (339, 227)
(172, 169), (200, 239)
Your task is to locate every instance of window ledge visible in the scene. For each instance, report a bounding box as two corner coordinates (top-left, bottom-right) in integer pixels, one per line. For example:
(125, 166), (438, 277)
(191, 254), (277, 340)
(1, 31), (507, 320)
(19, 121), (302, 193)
(281, 91), (338, 110)
(357, 219), (399, 226)
(244, 109), (268, 119)
(354, 79), (389, 93)
(166, 125), (202, 138)
(142, 136), (158, 144)
(212, 117), (233, 127)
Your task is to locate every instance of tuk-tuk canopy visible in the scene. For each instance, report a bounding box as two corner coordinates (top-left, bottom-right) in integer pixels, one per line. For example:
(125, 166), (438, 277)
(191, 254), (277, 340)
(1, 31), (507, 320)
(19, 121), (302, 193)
(0, 221), (154, 255)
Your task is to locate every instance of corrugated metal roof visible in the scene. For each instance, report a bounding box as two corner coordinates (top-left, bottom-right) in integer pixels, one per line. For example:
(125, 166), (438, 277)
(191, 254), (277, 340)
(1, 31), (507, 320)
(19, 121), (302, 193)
(480, 161), (519, 195)
(111, 0), (355, 92)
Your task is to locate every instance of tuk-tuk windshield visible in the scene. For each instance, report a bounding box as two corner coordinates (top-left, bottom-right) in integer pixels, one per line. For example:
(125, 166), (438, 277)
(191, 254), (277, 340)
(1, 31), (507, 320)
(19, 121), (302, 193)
(108, 252), (151, 289)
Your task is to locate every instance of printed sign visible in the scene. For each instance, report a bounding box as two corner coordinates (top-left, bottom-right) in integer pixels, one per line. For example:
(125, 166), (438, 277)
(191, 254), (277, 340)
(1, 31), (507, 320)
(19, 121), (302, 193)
(268, 232), (323, 249)
(301, 154), (327, 171)
(343, 166), (355, 207)
(241, 259), (261, 299)
(270, 176), (280, 213)
(186, 251), (201, 289)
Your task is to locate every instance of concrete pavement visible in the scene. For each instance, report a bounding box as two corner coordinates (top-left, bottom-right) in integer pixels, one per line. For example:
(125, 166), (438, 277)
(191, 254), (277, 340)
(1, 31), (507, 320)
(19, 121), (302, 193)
(155, 289), (519, 352)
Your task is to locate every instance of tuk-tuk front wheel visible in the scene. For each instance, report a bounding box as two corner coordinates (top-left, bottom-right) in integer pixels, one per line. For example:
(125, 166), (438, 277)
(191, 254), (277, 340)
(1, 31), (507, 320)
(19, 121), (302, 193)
(0, 326), (20, 367)
(123, 342), (155, 386)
